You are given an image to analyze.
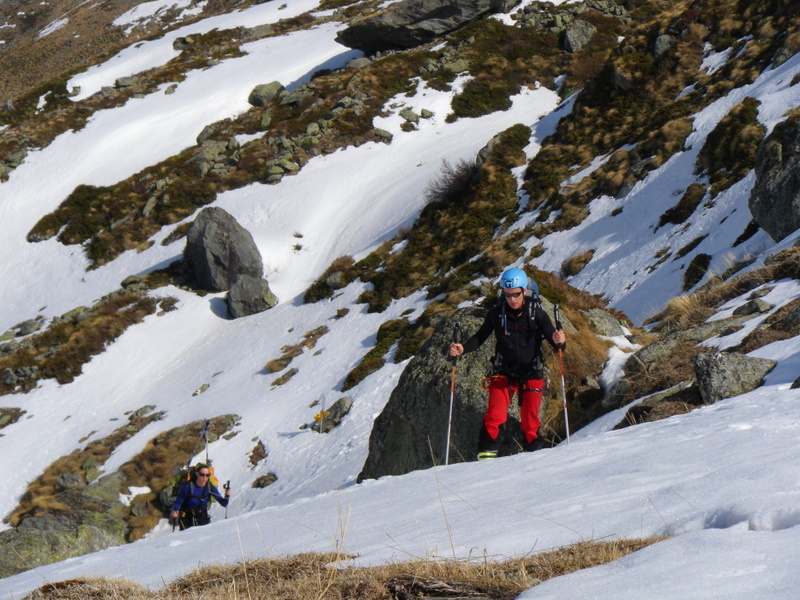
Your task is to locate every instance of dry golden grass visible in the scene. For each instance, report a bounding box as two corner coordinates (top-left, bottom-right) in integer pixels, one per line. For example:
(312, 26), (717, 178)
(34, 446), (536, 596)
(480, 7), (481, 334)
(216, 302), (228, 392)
(5, 412), (239, 547)
(265, 326), (330, 373)
(647, 245), (800, 332)
(271, 368), (299, 387)
(734, 297), (800, 354)
(23, 539), (666, 600)
(650, 293), (707, 331)
(0, 293), (173, 396)
(540, 307), (615, 439)
(623, 340), (702, 407)
(561, 249), (596, 278)
(22, 577), (153, 600)
(5, 407), (167, 526)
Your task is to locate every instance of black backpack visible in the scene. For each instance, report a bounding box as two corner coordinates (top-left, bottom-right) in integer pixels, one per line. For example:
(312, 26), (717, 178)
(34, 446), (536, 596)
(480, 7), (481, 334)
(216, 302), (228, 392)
(492, 280), (546, 378)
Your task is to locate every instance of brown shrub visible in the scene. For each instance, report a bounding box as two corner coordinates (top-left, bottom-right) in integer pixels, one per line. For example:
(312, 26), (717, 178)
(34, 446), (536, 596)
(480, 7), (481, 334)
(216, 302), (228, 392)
(683, 253), (712, 291)
(561, 249), (596, 277)
(271, 368), (299, 387)
(657, 183), (708, 229)
(266, 326), (330, 372)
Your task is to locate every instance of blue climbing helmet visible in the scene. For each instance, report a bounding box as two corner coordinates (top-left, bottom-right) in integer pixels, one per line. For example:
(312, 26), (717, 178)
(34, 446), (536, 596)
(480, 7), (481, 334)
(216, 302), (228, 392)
(500, 267), (538, 296)
(500, 268), (527, 290)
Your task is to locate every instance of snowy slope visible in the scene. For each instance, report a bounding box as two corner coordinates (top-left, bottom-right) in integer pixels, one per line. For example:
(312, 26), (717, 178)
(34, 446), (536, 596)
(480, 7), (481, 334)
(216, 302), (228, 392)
(521, 50), (800, 323)
(4, 365), (800, 599)
(0, 0), (563, 528)
(1, 0), (800, 598)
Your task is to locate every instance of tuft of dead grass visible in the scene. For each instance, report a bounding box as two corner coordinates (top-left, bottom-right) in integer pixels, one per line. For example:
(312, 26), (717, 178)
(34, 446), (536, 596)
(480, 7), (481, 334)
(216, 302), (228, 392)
(540, 307), (615, 439)
(265, 326), (330, 373)
(561, 249), (596, 278)
(23, 538), (666, 600)
(22, 577), (153, 600)
(650, 293), (712, 332)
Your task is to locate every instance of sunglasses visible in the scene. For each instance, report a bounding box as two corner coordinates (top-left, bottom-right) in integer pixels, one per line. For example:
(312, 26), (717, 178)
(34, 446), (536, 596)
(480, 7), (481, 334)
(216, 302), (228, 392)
(503, 291), (523, 298)
(197, 472), (210, 477)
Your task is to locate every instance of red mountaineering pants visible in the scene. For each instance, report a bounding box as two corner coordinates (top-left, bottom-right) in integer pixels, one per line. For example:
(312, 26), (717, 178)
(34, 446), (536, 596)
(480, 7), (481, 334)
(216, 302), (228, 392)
(479, 375), (545, 453)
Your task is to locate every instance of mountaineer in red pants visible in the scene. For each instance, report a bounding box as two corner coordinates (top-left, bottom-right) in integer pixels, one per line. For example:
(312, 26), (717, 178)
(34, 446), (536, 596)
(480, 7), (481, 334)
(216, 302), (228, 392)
(449, 267), (566, 459)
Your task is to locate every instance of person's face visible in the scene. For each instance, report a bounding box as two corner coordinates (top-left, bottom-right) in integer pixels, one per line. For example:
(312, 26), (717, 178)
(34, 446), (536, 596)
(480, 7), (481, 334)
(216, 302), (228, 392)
(196, 470), (210, 482)
(503, 287), (525, 310)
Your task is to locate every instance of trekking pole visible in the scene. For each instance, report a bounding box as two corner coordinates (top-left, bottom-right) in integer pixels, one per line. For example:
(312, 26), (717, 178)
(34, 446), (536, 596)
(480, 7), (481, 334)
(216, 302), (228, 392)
(203, 420), (210, 464)
(223, 481), (230, 519)
(445, 322), (461, 466)
(554, 305), (570, 444)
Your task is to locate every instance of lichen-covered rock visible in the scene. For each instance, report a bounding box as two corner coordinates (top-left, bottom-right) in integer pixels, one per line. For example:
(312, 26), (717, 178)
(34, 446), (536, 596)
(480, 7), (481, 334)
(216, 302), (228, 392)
(694, 352), (776, 403)
(0, 472), (128, 579)
(563, 19), (596, 53)
(358, 307), (496, 480)
(248, 81), (285, 107)
(226, 274), (278, 318)
(582, 308), (626, 337)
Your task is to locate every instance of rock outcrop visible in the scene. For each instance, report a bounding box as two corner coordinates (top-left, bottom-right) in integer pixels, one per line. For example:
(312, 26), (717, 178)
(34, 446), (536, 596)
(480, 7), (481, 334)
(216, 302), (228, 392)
(694, 352), (776, 403)
(602, 314), (766, 409)
(563, 19), (597, 53)
(750, 112), (800, 242)
(581, 307), (626, 337)
(513, 1), (629, 33)
(358, 307), (498, 480)
(335, 0), (519, 54)
(359, 297), (570, 480)
(0, 473), (128, 579)
(184, 207), (264, 292)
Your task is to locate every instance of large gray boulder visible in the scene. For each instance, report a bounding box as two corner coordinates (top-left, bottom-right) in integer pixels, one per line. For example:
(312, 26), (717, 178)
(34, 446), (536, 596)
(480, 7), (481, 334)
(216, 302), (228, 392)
(336, 0), (519, 54)
(184, 207), (264, 292)
(358, 307), (497, 480)
(359, 295), (571, 480)
(226, 274), (278, 318)
(750, 113), (800, 242)
(694, 352), (776, 403)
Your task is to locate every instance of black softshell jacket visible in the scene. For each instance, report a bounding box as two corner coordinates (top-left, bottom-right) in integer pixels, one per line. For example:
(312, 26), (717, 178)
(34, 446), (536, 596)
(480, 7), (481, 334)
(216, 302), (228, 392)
(462, 298), (559, 379)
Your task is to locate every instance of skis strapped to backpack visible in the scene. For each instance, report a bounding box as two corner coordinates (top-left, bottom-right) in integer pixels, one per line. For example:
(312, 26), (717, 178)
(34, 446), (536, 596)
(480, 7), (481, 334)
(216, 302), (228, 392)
(160, 420), (220, 511)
